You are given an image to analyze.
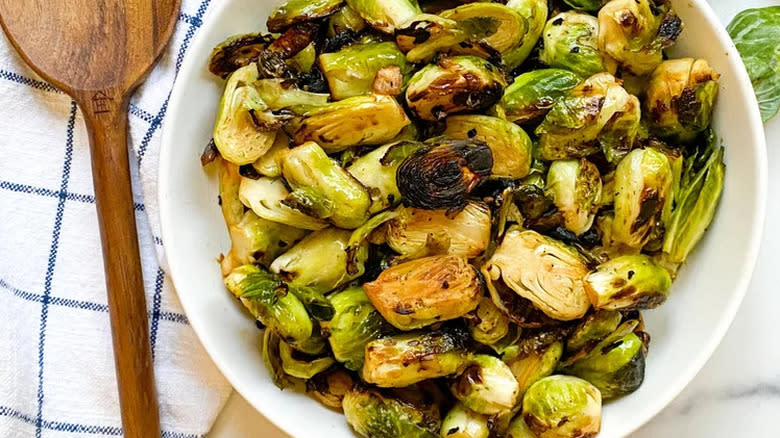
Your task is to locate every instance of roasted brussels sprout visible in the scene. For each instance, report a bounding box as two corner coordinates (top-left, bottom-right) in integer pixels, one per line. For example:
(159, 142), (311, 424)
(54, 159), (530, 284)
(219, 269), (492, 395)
(598, 0), (682, 76)
(546, 159), (602, 235)
(343, 386), (440, 438)
(505, 415), (537, 438)
(440, 404), (490, 438)
(439, 3), (528, 54)
(251, 79), (330, 110)
(505, 341), (564, 396)
(397, 139), (492, 211)
(278, 142), (371, 228)
(328, 4), (367, 35)
(565, 310), (621, 353)
(563, 0), (607, 12)
(467, 296), (511, 346)
(560, 320), (646, 399)
(363, 323), (471, 386)
(522, 375), (602, 438)
(386, 203), (492, 260)
(584, 254), (672, 310)
(612, 148), (673, 248)
(289, 94), (412, 153)
(364, 255), (483, 330)
(395, 15), (470, 63)
(209, 33), (273, 78)
(250, 131), (289, 178)
(319, 41), (412, 100)
(347, 142), (411, 214)
(451, 355), (520, 415)
(270, 228), (368, 294)
(406, 56), (507, 121)
(323, 286), (392, 370)
(483, 229), (591, 321)
(238, 176), (328, 230)
(345, 0), (423, 33)
(536, 72), (640, 163)
(540, 12), (617, 79)
(645, 58), (720, 142)
(279, 339), (336, 379)
(213, 65), (277, 165)
(504, 0), (548, 69)
(498, 69), (581, 124)
(286, 42), (317, 73)
(262, 329), (298, 389)
(267, 0), (344, 33)
(443, 115), (532, 179)
(307, 367), (356, 409)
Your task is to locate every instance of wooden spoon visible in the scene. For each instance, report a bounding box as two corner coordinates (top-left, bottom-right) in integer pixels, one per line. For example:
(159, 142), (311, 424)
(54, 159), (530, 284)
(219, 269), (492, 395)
(0, 1), (180, 436)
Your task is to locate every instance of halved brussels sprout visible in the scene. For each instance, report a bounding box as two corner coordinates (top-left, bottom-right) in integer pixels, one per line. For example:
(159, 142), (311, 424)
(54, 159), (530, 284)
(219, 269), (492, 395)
(209, 33), (274, 78)
(598, 0), (682, 76)
(364, 255), (483, 330)
(250, 131), (290, 178)
(347, 142), (411, 214)
(343, 386), (440, 438)
(307, 367), (356, 409)
(612, 148), (673, 248)
(564, 0), (607, 12)
(319, 41), (412, 100)
(440, 403), (490, 438)
(484, 229), (591, 321)
(505, 415), (537, 438)
(252, 79), (330, 109)
(279, 142), (371, 229)
(545, 159), (602, 235)
(289, 94), (412, 153)
(262, 329), (298, 389)
(439, 3), (528, 53)
(328, 4), (367, 35)
(498, 69), (581, 124)
(238, 176), (328, 230)
(270, 228), (368, 294)
(443, 115), (532, 179)
(505, 341), (564, 396)
(565, 310), (621, 353)
(536, 72), (640, 162)
(279, 339), (336, 379)
(522, 375), (602, 438)
(362, 323), (471, 387)
(397, 138), (493, 211)
(451, 355), (521, 415)
(267, 0), (344, 33)
(560, 320), (646, 399)
(504, 0), (548, 69)
(584, 254), (672, 310)
(467, 296), (511, 346)
(213, 65), (277, 165)
(406, 56), (507, 121)
(386, 203), (492, 260)
(323, 286), (392, 371)
(345, 0), (423, 33)
(645, 58), (720, 142)
(395, 14), (470, 63)
(286, 42), (317, 73)
(540, 12), (617, 79)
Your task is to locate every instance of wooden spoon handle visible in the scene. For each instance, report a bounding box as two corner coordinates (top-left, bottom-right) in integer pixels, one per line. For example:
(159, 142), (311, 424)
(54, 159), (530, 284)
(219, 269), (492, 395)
(79, 90), (162, 438)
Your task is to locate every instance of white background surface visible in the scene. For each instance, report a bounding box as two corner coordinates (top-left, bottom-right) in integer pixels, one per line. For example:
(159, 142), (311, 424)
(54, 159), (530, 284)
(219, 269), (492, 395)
(208, 0), (780, 436)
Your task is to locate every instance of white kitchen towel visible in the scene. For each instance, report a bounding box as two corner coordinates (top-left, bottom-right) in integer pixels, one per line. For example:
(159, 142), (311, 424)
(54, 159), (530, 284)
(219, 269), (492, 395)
(0, 1), (234, 437)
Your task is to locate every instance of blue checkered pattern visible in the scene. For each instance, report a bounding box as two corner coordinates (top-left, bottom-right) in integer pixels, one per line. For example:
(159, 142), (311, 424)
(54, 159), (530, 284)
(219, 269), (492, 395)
(0, 1), (232, 437)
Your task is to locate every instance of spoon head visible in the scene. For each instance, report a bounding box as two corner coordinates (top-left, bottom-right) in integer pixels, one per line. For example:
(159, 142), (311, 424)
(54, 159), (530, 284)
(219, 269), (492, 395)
(0, 0), (180, 95)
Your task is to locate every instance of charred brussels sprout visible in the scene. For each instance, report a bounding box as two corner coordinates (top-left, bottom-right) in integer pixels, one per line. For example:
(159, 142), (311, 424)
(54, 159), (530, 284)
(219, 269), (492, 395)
(598, 0), (682, 76)
(645, 58), (720, 142)
(443, 115), (532, 179)
(289, 94), (412, 153)
(319, 41), (411, 100)
(546, 159), (602, 236)
(347, 142), (412, 214)
(386, 203), (492, 260)
(209, 33), (273, 78)
(467, 296), (511, 346)
(307, 367), (356, 409)
(504, 0), (548, 69)
(271, 228), (368, 294)
(343, 386), (440, 438)
(522, 375), (602, 438)
(483, 229), (591, 321)
(323, 286), (391, 370)
(364, 255), (483, 330)
(566, 310), (621, 353)
(250, 131), (289, 178)
(439, 3), (528, 54)
(540, 12), (617, 79)
(362, 324), (471, 387)
(239, 176), (328, 230)
(584, 254), (672, 310)
(251, 79), (330, 109)
(612, 148), (673, 249)
(397, 138), (492, 211)
(345, 0), (423, 33)
(564, 0), (608, 12)
(267, 0), (344, 33)
(279, 142), (371, 229)
(451, 355), (521, 415)
(498, 69), (581, 124)
(406, 56), (507, 121)
(395, 15), (483, 64)
(279, 340), (336, 379)
(505, 341), (564, 396)
(536, 72), (640, 163)
(505, 416), (537, 438)
(440, 404), (490, 438)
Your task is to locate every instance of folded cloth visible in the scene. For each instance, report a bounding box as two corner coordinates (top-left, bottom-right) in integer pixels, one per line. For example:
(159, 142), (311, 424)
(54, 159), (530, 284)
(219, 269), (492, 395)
(0, 1), (233, 437)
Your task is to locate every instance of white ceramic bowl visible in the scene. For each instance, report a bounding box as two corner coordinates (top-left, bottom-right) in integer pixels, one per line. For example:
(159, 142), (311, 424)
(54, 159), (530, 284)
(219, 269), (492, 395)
(159, 1), (767, 436)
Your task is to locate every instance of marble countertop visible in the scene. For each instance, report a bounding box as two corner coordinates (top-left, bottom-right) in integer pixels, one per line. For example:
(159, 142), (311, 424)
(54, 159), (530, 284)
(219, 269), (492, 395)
(208, 0), (780, 435)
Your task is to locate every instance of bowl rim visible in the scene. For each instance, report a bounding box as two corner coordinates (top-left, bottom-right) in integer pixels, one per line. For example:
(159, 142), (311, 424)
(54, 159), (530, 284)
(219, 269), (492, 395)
(158, 0), (768, 436)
